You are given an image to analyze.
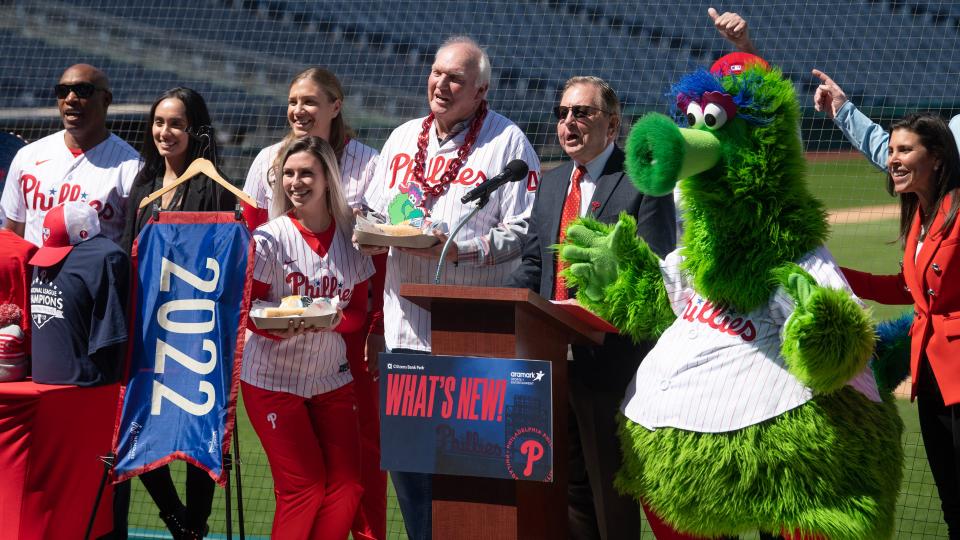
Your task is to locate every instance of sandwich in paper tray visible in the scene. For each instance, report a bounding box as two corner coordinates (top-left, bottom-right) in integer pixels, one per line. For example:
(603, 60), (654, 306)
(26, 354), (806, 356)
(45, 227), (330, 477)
(353, 212), (445, 249)
(250, 295), (341, 330)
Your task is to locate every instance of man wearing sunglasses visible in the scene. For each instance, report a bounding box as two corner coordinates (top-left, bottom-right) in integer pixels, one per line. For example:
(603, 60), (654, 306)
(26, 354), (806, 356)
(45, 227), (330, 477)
(509, 76), (675, 540)
(1, 63), (140, 247)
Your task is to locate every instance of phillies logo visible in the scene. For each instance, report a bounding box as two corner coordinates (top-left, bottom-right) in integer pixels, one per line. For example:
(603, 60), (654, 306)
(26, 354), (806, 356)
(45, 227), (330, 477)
(285, 271), (351, 301)
(387, 153), (487, 189)
(79, 229), (88, 239)
(681, 297), (757, 342)
(20, 174), (113, 218)
(504, 426), (553, 482)
(42, 227), (51, 242)
(519, 441), (544, 476)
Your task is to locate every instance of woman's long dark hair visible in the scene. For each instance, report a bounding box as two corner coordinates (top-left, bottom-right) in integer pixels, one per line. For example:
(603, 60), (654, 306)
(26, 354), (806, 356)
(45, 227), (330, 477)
(139, 87), (215, 180)
(887, 112), (960, 243)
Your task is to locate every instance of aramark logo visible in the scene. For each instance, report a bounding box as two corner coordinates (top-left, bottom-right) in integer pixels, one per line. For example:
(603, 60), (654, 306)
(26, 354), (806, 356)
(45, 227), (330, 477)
(510, 370), (545, 385)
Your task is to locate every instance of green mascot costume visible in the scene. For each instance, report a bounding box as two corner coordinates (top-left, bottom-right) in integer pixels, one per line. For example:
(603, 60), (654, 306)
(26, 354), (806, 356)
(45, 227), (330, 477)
(559, 54), (904, 539)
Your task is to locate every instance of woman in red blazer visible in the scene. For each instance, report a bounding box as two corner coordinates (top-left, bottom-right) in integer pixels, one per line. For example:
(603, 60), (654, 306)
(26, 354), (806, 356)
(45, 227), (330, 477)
(843, 112), (960, 537)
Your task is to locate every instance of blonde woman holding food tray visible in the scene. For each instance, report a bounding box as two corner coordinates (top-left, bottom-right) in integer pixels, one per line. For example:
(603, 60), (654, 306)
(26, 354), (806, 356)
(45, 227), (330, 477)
(240, 136), (373, 539)
(242, 67), (388, 540)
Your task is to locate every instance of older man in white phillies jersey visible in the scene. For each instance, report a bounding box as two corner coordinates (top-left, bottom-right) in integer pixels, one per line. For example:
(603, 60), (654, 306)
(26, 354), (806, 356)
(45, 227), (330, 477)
(1, 64), (140, 246)
(360, 35), (540, 540)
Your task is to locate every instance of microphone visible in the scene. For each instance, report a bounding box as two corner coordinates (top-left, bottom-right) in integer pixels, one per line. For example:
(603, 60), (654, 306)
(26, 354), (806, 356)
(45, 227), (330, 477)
(460, 159), (529, 204)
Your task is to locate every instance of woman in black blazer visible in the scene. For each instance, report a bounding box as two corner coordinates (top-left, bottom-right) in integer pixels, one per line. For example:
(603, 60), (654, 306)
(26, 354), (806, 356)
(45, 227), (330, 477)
(122, 87), (233, 539)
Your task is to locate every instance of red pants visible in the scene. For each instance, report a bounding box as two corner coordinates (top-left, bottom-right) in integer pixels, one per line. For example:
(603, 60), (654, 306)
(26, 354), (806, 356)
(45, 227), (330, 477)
(344, 330), (387, 540)
(642, 503), (825, 540)
(242, 381), (363, 540)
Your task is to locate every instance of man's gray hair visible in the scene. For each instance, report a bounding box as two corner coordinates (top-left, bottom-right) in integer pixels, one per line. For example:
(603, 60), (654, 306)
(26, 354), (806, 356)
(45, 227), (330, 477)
(438, 35), (491, 88)
(562, 76), (621, 118)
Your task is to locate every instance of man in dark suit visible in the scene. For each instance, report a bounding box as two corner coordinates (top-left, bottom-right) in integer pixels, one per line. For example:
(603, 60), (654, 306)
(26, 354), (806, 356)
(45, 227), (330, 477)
(508, 76), (675, 540)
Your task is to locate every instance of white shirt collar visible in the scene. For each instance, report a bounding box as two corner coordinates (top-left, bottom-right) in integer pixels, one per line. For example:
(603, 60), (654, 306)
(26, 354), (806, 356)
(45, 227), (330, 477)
(574, 142), (616, 182)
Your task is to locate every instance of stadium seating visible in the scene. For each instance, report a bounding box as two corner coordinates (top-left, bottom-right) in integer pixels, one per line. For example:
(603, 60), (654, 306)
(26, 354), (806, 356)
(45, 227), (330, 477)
(3, 0), (960, 161)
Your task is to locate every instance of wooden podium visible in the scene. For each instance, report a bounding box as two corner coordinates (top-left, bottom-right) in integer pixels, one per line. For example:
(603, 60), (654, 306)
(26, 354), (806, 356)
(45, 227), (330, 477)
(399, 284), (607, 540)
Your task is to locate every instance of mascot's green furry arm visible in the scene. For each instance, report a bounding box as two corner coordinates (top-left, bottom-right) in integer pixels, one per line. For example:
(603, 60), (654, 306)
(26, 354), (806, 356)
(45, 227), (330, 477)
(561, 215), (675, 341)
(771, 263), (876, 393)
(560, 58), (904, 540)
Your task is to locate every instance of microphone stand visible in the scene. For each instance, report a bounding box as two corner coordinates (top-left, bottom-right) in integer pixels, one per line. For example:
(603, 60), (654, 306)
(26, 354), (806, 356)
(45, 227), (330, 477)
(434, 194), (489, 284)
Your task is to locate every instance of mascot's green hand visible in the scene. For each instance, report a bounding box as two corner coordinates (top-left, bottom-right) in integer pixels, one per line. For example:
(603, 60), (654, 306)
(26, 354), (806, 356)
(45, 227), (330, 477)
(771, 263), (875, 394)
(558, 217), (635, 303)
(559, 213), (671, 341)
(785, 269), (817, 307)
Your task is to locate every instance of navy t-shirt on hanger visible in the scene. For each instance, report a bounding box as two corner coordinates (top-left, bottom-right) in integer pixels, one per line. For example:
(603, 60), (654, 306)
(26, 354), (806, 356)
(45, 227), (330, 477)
(30, 235), (129, 386)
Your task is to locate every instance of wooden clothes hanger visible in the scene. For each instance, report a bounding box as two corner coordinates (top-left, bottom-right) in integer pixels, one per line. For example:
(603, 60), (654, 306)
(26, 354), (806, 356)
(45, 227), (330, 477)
(138, 129), (257, 210)
(139, 157), (256, 210)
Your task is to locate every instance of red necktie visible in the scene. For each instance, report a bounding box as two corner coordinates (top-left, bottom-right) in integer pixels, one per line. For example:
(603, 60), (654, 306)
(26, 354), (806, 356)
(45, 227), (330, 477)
(554, 166), (586, 300)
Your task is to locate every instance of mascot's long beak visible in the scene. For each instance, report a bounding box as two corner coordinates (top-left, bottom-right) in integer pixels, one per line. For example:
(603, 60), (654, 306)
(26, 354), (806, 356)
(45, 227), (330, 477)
(625, 112), (721, 196)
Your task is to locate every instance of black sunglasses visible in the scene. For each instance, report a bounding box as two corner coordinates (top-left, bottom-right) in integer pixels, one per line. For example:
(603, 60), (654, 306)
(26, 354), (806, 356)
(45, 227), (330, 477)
(54, 83), (105, 99)
(553, 105), (609, 120)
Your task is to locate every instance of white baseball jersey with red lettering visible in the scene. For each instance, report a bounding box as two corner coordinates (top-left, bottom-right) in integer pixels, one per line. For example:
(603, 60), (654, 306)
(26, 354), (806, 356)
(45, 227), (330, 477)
(0, 131), (140, 246)
(240, 216), (374, 398)
(243, 138), (378, 212)
(622, 245), (881, 433)
(362, 109), (541, 352)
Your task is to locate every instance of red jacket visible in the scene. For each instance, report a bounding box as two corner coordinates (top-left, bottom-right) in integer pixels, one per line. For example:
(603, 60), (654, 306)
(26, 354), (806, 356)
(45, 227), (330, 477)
(843, 198), (960, 404)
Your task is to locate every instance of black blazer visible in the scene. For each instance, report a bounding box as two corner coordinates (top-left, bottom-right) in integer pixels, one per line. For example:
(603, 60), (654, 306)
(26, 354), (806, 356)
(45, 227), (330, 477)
(121, 169), (236, 254)
(508, 145), (676, 389)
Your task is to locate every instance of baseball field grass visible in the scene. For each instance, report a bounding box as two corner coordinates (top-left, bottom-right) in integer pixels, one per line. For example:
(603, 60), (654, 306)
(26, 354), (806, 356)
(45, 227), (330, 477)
(124, 153), (946, 539)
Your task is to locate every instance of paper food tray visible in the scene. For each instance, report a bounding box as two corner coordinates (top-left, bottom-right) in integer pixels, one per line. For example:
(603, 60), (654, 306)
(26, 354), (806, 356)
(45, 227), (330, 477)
(250, 299), (338, 330)
(353, 215), (440, 249)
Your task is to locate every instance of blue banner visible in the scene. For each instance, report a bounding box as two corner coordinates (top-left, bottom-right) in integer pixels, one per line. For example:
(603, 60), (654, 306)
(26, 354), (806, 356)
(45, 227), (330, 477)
(113, 213), (252, 484)
(380, 353), (553, 482)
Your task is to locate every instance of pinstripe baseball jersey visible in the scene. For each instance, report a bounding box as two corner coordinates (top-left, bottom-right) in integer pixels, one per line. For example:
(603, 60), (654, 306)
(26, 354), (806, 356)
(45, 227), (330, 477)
(0, 131), (140, 246)
(362, 109), (541, 352)
(240, 215), (374, 398)
(622, 245), (881, 434)
(243, 138), (378, 211)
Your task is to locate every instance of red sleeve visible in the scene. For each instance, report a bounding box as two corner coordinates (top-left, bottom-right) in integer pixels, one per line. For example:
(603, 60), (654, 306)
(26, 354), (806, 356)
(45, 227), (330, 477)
(841, 267), (914, 305)
(250, 279), (270, 302)
(241, 200), (269, 232)
(367, 252), (386, 335)
(246, 279), (280, 340)
(336, 279), (369, 335)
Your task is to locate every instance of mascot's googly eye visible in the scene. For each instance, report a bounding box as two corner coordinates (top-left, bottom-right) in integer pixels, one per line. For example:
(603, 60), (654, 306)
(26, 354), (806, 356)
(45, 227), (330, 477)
(703, 103), (728, 130)
(686, 102), (705, 128)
